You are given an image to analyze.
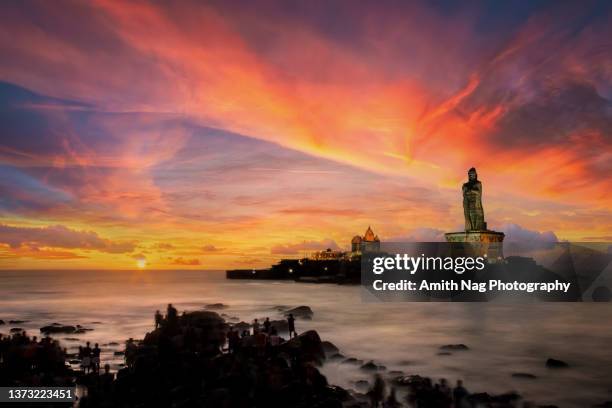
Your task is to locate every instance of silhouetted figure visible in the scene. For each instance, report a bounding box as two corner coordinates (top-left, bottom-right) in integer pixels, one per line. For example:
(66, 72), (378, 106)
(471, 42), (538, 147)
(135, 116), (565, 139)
(125, 338), (137, 368)
(227, 326), (239, 354)
(384, 387), (401, 408)
(254, 330), (267, 356)
(99, 364), (114, 393)
(154, 310), (163, 329)
(453, 380), (469, 408)
(263, 317), (271, 333)
(82, 341), (92, 374)
(166, 303), (177, 322)
(368, 374), (386, 408)
(92, 343), (101, 374)
(269, 327), (280, 346)
(287, 314), (296, 338)
(252, 318), (260, 334)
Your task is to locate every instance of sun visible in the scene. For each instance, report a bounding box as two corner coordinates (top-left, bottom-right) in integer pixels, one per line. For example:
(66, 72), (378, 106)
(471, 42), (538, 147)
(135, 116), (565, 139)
(136, 258), (147, 269)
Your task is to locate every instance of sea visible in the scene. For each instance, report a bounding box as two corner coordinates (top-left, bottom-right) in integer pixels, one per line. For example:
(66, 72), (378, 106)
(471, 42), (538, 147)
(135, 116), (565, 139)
(1, 270), (611, 407)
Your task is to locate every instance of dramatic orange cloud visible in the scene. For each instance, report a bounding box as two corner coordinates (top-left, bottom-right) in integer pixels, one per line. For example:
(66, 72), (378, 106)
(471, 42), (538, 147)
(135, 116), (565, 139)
(0, 1), (610, 269)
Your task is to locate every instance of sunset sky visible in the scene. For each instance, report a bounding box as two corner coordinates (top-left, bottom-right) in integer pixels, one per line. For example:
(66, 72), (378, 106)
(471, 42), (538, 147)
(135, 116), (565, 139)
(0, 0), (611, 269)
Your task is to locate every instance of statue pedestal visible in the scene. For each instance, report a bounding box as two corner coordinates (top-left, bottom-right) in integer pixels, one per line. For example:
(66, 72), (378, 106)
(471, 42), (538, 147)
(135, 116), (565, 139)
(444, 230), (505, 263)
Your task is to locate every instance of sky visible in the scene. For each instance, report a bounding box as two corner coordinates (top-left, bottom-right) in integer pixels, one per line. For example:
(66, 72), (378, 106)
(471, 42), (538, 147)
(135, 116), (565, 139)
(0, 0), (610, 269)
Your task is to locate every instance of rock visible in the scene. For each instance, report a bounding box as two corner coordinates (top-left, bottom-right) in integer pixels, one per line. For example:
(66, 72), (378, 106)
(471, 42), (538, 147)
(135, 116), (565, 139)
(353, 380), (369, 389)
(342, 358), (363, 365)
(439, 344), (469, 351)
(40, 325), (76, 334)
(512, 372), (537, 379)
(9, 320), (27, 324)
(63, 337), (80, 341)
(329, 353), (345, 361)
(322, 340), (339, 355)
(69, 359), (81, 364)
(437, 352), (452, 356)
(546, 358), (569, 368)
(388, 370), (404, 376)
(10, 327), (24, 333)
(280, 330), (325, 364)
(284, 306), (313, 319)
(205, 303), (227, 310)
(0, 319), (4, 325)
(108, 342), (120, 346)
(360, 361), (386, 371)
(394, 374), (427, 387)
(231, 321), (251, 332)
(269, 319), (289, 332)
(114, 351), (125, 356)
(468, 391), (521, 405)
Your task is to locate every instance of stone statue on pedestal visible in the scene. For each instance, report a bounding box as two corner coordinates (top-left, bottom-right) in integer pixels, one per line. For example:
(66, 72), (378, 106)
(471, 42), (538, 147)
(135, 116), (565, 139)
(445, 167), (504, 261)
(462, 167), (486, 231)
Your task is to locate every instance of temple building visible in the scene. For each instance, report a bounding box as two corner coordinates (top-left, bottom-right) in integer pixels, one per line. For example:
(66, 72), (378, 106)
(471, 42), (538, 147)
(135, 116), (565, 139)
(310, 248), (345, 260)
(351, 226), (380, 253)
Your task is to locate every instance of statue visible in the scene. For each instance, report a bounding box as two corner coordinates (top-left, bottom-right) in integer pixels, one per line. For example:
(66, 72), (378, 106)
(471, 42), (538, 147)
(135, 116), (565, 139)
(462, 167), (486, 231)
(446, 167), (503, 261)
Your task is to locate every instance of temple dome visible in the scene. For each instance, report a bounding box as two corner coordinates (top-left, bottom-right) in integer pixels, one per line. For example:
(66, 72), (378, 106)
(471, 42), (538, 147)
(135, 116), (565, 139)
(351, 235), (362, 244)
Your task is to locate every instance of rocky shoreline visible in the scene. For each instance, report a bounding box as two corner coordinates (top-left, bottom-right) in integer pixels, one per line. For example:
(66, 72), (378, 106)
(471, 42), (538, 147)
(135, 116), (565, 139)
(0, 306), (604, 408)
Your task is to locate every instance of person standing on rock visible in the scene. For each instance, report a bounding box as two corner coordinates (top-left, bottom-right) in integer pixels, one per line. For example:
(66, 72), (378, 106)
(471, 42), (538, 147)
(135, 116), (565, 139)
(92, 343), (101, 374)
(287, 314), (296, 338)
(82, 342), (92, 374)
(227, 327), (239, 354)
(154, 310), (163, 329)
(453, 380), (469, 408)
(263, 317), (271, 333)
(166, 304), (177, 322)
(252, 318), (260, 334)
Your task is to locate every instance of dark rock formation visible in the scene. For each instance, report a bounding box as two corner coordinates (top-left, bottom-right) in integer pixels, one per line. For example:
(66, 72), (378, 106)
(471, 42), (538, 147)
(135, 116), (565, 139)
(205, 303), (227, 310)
(322, 340), (339, 355)
(40, 325), (77, 334)
(268, 319), (289, 332)
(360, 361), (386, 371)
(284, 306), (314, 319)
(280, 330), (325, 365)
(76, 309), (348, 408)
(329, 353), (345, 361)
(231, 321), (251, 332)
(342, 357), (364, 365)
(512, 372), (537, 379)
(546, 358), (569, 368)
(439, 344), (469, 351)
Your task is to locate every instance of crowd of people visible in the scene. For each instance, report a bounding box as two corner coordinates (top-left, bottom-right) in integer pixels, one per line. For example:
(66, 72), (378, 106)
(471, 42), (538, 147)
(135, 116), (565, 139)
(225, 313), (297, 354)
(0, 330), (70, 385)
